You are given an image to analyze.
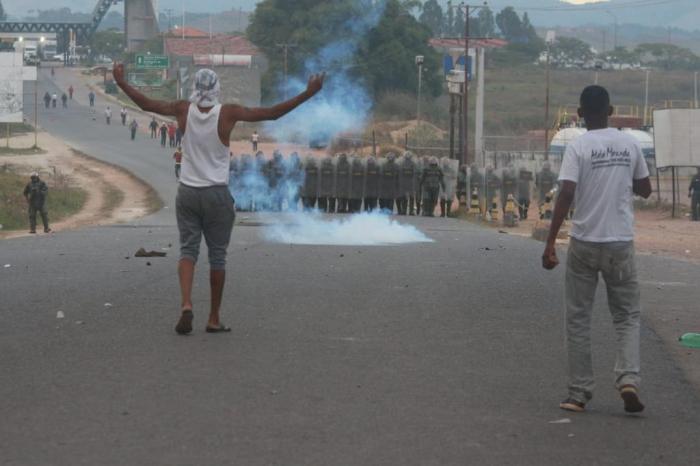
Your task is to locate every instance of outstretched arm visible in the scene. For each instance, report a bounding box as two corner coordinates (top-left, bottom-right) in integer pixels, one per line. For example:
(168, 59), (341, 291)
(112, 63), (187, 117)
(222, 73), (325, 123)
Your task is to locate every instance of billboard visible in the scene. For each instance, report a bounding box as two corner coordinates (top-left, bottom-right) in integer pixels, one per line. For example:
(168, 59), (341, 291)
(653, 109), (700, 167)
(0, 53), (25, 124)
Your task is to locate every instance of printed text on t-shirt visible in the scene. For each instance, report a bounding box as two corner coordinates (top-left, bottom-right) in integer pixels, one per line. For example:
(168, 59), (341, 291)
(591, 147), (631, 169)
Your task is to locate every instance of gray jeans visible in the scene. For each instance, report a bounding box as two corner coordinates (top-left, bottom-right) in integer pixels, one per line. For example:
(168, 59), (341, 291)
(565, 238), (641, 403)
(176, 184), (235, 270)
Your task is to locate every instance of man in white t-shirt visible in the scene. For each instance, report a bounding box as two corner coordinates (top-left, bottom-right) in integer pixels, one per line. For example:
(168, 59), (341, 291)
(251, 130), (259, 152)
(542, 85), (652, 414)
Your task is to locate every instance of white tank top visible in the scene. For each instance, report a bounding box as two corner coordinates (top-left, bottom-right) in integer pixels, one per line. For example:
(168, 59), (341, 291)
(180, 104), (230, 187)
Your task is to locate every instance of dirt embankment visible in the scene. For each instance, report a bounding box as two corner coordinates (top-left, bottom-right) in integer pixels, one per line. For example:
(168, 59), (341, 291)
(0, 132), (161, 240)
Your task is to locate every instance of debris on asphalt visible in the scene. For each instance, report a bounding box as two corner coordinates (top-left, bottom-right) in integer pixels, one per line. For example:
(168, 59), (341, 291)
(146, 262), (152, 266)
(135, 248), (166, 258)
(339, 254), (345, 258)
(548, 418), (571, 424)
(3, 264), (10, 268)
(75, 321), (84, 325)
(568, 434), (575, 438)
(104, 303), (113, 308)
(56, 311), (65, 319)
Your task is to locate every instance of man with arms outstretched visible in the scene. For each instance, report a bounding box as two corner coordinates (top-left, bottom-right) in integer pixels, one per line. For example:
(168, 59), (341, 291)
(113, 64), (324, 334)
(542, 85), (652, 414)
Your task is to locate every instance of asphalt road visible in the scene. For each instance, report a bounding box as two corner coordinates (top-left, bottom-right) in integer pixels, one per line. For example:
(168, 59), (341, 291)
(0, 69), (699, 465)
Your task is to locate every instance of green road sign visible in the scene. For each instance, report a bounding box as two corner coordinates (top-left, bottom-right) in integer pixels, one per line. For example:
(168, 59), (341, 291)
(135, 54), (169, 70)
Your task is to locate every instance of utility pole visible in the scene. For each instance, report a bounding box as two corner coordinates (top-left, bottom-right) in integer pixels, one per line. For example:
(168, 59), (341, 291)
(463, 3), (470, 166)
(276, 43), (297, 100)
(416, 55), (424, 136)
(544, 31), (555, 161)
(643, 70), (650, 126)
(694, 71), (698, 109)
(606, 10), (618, 50)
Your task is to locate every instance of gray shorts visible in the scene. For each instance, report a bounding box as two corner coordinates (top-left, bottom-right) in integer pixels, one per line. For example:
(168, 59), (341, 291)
(176, 184), (235, 270)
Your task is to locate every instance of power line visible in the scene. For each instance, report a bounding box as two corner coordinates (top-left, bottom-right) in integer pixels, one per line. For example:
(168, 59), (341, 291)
(486, 0), (685, 13)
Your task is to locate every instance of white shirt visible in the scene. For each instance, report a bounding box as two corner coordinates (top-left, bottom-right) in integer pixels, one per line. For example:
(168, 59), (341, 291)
(252, 133), (259, 143)
(558, 127), (649, 243)
(180, 104), (230, 187)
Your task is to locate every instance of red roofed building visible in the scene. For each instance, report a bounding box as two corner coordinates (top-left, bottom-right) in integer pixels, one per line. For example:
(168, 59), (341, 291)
(165, 32), (267, 107)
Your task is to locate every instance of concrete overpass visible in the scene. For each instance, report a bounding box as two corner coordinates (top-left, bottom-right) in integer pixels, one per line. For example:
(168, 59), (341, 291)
(0, 0), (158, 52)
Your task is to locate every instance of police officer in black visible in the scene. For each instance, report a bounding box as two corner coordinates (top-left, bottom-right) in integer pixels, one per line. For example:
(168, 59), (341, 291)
(419, 157), (446, 217)
(23, 172), (51, 234)
(689, 168), (700, 221)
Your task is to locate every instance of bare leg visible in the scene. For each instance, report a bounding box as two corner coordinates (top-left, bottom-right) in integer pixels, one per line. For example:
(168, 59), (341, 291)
(178, 258), (195, 311)
(208, 270), (226, 327)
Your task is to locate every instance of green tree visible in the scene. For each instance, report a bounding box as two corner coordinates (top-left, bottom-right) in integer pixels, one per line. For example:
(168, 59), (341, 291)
(89, 30), (125, 61)
(419, 0), (444, 37)
(248, 0), (442, 99)
(453, 5), (464, 37)
(635, 43), (700, 70)
(495, 7), (523, 43)
(0, 3), (6, 22)
(359, 0), (442, 96)
(473, 7), (495, 38)
(551, 37), (594, 65)
(445, 1), (455, 36)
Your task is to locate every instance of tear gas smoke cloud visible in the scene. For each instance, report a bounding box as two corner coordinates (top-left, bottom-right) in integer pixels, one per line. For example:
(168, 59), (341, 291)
(264, 1), (386, 143)
(264, 211), (434, 246)
(229, 153), (304, 212)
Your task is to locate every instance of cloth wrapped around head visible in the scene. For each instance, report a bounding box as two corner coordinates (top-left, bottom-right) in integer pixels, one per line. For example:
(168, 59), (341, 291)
(189, 69), (221, 108)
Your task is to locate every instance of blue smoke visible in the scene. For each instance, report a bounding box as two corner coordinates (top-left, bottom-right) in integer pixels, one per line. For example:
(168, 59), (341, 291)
(264, 1), (387, 143)
(229, 153), (305, 211)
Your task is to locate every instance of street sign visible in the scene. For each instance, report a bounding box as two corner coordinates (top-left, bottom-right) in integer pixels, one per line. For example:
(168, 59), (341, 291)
(135, 54), (169, 70)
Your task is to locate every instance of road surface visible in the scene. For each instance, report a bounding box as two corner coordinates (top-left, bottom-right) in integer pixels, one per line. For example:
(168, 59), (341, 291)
(0, 68), (699, 465)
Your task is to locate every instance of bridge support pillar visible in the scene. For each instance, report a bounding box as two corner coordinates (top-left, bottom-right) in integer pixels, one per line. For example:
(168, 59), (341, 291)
(124, 0), (159, 52)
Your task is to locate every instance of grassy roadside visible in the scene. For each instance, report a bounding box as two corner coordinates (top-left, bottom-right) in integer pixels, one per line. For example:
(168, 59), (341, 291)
(0, 146), (47, 156)
(0, 167), (87, 231)
(70, 149), (163, 215)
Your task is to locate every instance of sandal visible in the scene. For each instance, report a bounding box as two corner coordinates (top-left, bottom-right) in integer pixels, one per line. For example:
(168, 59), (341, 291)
(205, 324), (232, 333)
(175, 310), (193, 335)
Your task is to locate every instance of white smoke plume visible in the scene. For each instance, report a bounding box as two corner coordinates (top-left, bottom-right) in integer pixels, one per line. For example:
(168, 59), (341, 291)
(265, 1), (387, 143)
(263, 211), (434, 246)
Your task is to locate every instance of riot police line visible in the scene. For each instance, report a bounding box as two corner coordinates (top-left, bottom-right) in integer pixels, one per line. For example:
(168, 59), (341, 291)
(229, 151), (559, 218)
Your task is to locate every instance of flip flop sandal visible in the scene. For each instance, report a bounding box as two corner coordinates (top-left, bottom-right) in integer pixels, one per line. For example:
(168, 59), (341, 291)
(206, 324), (232, 333)
(175, 310), (194, 335)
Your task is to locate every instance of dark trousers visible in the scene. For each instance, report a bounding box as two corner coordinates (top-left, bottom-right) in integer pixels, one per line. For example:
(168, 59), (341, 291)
(364, 197), (377, 212)
(175, 164), (181, 179)
(121, 116), (127, 125)
(379, 198), (394, 213)
(130, 129), (137, 140)
(692, 194), (700, 221)
(151, 128), (157, 138)
(161, 135), (166, 147)
(422, 189), (439, 217)
(440, 198), (452, 217)
(252, 142), (258, 152)
(518, 198), (531, 220)
(337, 198), (349, 213)
(29, 204), (49, 232)
(302, 197), (317, 210)
(319, 197), (336, 213)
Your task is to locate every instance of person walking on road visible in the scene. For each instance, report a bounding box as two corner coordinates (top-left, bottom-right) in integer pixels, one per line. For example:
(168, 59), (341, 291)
(51, 93), (57, 108)
(542, 85), (652, 414)
(68, 85), (74, 100)
(129, 118), (139, 141)
(88, 91), (96, 107)
(23, 172), (51, 234)
(251, 130), (259, 152)
(105, 106), (112, 125)
(159, 122), (168, 147)
(61, 93), (68, 108)
(168, 122), (176, 147)
(175, 127), (182, 147)
(43, 92), (51, 109)
(149, 117), (158, 138)
(173, 146), (183, 179)
(112, 63), (324, 335)
(120, 107), (128, 126)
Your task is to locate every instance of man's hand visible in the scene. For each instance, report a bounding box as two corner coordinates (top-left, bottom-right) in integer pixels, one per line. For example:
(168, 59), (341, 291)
(112, 63), (126, 85)
(306, 73), (325, 96)
(542, 243), (559, 270)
